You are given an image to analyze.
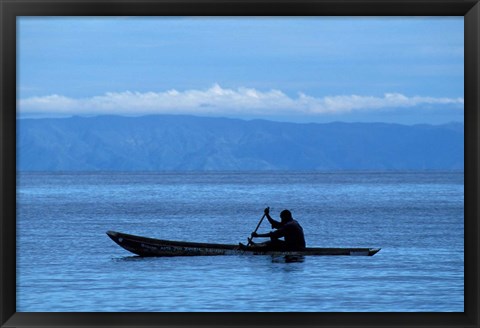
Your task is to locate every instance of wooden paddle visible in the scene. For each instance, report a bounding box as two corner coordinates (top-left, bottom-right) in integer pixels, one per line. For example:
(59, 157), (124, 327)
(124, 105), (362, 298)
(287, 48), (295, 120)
(247, 207), (269, 246)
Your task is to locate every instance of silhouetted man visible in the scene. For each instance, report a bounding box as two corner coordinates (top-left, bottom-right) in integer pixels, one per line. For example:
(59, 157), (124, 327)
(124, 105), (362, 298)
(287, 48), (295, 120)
(250, 208), (306, 251)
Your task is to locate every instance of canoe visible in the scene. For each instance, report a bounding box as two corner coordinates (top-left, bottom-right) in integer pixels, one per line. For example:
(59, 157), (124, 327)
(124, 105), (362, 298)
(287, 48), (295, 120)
(107, 231), (381, 257)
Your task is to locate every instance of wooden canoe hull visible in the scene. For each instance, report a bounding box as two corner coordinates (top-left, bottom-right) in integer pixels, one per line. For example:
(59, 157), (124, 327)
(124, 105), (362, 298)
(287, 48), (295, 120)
(107, 231), (381, 257)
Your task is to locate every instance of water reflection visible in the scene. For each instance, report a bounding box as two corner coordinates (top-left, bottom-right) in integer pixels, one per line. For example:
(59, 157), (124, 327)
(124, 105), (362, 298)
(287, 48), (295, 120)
(112, 255), (144, 262)
(113, 254), (307, 263)
(271, 255), (305, 263)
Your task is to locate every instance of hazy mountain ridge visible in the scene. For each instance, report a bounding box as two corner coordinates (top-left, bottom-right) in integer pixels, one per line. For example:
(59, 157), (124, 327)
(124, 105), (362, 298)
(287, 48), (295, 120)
(17, 115), (464, 171)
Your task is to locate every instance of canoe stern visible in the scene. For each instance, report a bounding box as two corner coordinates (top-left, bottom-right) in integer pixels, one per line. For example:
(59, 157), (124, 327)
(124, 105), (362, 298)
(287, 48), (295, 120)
(107, 231), (239, 256)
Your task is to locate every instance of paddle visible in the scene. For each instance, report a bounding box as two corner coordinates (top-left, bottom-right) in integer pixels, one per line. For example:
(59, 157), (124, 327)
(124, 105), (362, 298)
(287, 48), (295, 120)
(247, 207), (269, 246)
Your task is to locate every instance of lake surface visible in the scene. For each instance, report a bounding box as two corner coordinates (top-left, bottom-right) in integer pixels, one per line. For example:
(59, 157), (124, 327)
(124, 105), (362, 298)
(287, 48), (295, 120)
(16, 171), (464, 312)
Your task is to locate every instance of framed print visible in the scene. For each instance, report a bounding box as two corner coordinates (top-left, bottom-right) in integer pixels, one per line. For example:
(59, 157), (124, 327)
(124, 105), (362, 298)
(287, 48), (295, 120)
(1, 0), (479, 327)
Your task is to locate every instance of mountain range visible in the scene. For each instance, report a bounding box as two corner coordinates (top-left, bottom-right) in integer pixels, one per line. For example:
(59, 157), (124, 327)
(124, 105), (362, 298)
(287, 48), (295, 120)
(17, 115), (464, 171)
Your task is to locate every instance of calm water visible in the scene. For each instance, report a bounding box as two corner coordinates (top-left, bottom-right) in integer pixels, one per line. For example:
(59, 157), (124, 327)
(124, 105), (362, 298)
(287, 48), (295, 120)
(16, 171), (464, 312)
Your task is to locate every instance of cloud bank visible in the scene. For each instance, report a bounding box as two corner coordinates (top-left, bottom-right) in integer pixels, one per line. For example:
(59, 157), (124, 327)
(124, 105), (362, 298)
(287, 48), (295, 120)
(18, 84), (464, 117)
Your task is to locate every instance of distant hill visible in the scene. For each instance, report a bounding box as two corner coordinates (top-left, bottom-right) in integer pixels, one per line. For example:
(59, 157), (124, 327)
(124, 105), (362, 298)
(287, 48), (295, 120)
(17, 115), (464, 171)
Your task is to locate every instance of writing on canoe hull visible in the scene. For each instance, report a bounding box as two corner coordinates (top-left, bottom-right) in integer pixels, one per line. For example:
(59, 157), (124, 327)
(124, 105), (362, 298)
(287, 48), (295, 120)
(140, 243), (232, 256)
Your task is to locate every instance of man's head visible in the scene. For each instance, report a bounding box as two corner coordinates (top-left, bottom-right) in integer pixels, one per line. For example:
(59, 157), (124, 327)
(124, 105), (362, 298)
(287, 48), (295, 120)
(280, 210), (293, 224)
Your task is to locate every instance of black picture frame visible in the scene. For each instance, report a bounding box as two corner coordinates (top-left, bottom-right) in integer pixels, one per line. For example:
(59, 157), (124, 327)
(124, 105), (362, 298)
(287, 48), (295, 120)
(1, 0), (478, 327)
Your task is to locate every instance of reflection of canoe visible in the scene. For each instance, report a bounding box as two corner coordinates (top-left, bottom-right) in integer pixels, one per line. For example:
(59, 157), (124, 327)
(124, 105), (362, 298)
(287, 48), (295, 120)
(107, 231), (381, 257)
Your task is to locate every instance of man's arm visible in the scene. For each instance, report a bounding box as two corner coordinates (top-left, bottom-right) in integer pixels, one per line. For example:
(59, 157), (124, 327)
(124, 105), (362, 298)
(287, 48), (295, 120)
(264, 208), (282, 229)
(251, 227), (286, 239)
(251, 231), (271, 238)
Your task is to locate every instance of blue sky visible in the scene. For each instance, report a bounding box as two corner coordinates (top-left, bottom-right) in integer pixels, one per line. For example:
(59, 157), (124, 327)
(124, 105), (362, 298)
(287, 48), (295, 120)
(17, 17), (464, 124)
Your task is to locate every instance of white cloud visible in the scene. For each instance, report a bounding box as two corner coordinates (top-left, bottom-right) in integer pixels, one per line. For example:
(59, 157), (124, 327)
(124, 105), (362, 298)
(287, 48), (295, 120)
(18, 84), (464, 117)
